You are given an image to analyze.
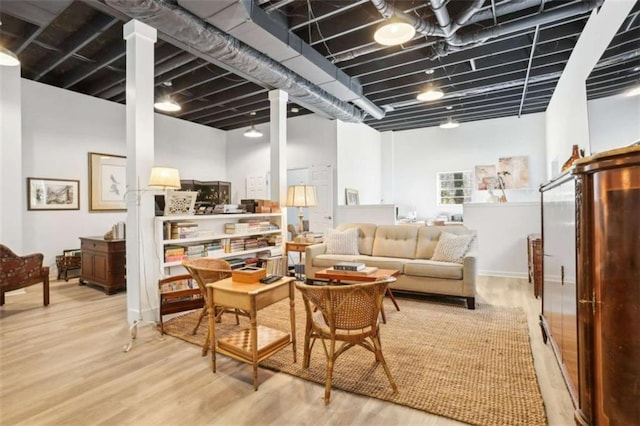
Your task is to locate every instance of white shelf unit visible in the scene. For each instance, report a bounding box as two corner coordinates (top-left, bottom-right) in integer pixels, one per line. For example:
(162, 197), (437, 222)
(154, 213), (285, 276)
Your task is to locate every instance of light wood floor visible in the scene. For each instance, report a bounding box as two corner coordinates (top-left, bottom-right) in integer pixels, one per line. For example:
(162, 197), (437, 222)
(0, 276), (574, 425)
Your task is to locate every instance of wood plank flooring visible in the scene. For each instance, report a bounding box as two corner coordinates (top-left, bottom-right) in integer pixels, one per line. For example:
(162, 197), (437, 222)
(0, 276), (574, 425)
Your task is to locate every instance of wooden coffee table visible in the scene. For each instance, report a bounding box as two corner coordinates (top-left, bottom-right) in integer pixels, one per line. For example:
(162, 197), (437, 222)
(314, 268), (401, 323)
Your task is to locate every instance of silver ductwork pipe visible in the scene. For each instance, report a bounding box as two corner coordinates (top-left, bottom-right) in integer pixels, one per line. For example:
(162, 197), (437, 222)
(103, 0), (367, 123)
(464, 0), (547, 26)
(447, 1), (603, 47)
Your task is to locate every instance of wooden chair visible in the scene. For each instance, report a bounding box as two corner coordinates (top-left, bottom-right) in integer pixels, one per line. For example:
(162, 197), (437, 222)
(182, 258), (241, 356)
(295, 276), (398, 404)
(0, 244), (50, 306)
(55, 249), (81, 281)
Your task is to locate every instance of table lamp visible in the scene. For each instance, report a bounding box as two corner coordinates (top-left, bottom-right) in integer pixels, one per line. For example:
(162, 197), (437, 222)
(286, 184), (317, 241)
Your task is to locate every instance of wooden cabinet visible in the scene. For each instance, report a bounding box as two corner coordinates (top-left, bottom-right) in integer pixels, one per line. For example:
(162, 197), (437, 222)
(79, 237), (126, 294)
(527, 233), (542, 298)
(540, 146), (640, 425)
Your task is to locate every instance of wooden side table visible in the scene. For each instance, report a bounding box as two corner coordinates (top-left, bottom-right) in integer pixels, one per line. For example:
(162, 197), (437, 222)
(285, 241), (312, 277)
(527, 234), (542, 298)
(206, 276), (296, 390)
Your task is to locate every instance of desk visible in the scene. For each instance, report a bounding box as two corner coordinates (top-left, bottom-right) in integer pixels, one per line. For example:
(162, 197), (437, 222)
(314, 268), (401, 323)
(206, 276), (296, 390)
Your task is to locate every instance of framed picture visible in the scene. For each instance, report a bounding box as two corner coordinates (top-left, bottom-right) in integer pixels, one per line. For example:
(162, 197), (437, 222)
(27, 178), (80, 211)
(345, 188), (359, 205)
(89, 152), (126, 211)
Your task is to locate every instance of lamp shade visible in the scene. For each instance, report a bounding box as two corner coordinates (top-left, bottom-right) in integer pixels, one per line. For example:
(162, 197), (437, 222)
(286, 185), (318, 207)
(148, 167), (181, 190)
(374, 16), (416, 46)
(439, 117), (460, 129)
(154, 99), (181, 112)
(417, 86), (444, 101)
(0, 47), (20, 66)
(244, 125), (263, 138)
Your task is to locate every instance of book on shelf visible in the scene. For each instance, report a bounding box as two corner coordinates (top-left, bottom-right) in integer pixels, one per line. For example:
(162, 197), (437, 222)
(333, 261), (366, 271)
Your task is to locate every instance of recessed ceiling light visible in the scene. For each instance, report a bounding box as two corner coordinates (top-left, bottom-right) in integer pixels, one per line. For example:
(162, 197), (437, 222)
(291, 107), (299, 113)
(373, 16), (416, 46)
(244, 125), (263, 138)
(249, 111), (256, 116)
(417, 87), (444, 101)
(154, 99), (181, 112)
(425, 68), (435, 75)
(439, 117), (459, 129)
(445, 106), (453, 110)
(162, 81), (172, 87)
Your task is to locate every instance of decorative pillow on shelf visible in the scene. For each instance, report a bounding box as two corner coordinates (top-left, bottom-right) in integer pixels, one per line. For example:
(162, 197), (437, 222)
(431, 232), (475, 264)
(325, 228), (360, 255)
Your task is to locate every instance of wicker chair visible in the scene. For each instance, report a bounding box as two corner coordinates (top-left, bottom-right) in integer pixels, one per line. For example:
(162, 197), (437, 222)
(0, 244), (50, 306)
(295, 276), (399, 404)
(182, 258), (241, 356)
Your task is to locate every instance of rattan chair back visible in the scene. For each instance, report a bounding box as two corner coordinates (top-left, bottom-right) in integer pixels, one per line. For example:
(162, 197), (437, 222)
(182, 258), (232, 302)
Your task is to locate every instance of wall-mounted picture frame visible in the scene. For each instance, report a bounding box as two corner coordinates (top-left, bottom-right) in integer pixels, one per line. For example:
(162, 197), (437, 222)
(345, 188), (359, 205)
(164, 191), (198, 216)
(89, 152), (126, 211)
(27, 177), (80, 211)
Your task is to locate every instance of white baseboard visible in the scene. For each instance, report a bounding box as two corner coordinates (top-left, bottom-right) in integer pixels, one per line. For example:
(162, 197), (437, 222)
(479, 271), (528, 279)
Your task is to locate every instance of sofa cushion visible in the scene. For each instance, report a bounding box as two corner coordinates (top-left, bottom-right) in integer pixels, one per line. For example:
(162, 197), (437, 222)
(312, 254), (360, 268)
(404, 259), (463, 280)
(415, 226), (472, 259)
(325, 228), (359, 255)
(431, 231), (475, 264)
(372, 226), (418, 259)
(354, 256), (407, 272)
(336, 223), (377, 255)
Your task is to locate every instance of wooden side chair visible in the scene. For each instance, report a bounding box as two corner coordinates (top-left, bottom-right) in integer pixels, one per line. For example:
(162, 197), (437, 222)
(0, 244), (50, 306)
(182, 258), (241, 356)
(295, 276), (399, 404)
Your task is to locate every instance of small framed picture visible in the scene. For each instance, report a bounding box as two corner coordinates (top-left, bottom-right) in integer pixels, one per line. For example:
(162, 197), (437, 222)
(164, 191), (198, 216)
(88, 152), (126, 211)
(345, 188), (359, 205)
(27, 178), (80, 211)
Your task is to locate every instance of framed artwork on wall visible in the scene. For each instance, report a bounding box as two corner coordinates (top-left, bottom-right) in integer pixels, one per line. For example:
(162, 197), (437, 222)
(89, 152), (126, 211)
(345, 188), (359, 205)
(27, 177), (80, 211)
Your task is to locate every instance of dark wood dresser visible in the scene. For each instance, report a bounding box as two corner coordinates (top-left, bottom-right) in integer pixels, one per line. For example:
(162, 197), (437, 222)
(527, 233), (542, 298)
(79, 237), (126, 294)
(540, 146), (640, 425)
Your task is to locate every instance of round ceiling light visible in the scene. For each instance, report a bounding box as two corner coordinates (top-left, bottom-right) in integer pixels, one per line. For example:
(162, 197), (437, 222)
(373, 17), (416, 46)
(154, 99), (181, 112)
(624, 85), (640, 97)
(0, 47), (20, 66)
(417, 87), (444, 101)
(244, 125), (263, 138)
(439, 117), (460, 129)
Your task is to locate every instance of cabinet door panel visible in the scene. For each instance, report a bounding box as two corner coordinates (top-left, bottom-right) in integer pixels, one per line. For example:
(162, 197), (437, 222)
(93, 254), (108, 281)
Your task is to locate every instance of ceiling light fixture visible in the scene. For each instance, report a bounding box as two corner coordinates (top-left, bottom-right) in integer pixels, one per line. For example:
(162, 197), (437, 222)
(425, 68), (435, 75)
(439, 117), (460, 129)
(244, 124), (263, 138)
(445, 106), (453, 110)
(373, 16), (416, 46)
(0, 47), (20, 67)
(417, 86), (444, 101)
(291, 107), (299, 113)
(624, 85), (640, 97)
(154, 98), (181, 112)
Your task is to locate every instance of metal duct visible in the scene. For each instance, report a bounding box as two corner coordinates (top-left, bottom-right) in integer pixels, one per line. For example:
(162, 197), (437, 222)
(103, 0), (367, 123)
(370, 0), (444, 37)
(464, 0), (547, 26)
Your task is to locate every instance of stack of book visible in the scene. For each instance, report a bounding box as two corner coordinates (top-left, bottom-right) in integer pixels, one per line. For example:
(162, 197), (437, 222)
(164, 246), (187, 262)
(333, 262), (366, 271)
(228, 238), (245, 252)
(170, 222), (198, 239)
(186, 244), (205, 259)
(224, 223), (249, 234)
(226, 257), (246, 270)
(269, 246), (284, 257)
(205, 241), (224, 257)
(267, 234), (283, 246)
(239, 219), (274, 232)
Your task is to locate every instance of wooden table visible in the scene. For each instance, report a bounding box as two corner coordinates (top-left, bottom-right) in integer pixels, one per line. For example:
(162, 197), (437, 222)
(205, 276), (296, 390)
(314, 268), (401, 323)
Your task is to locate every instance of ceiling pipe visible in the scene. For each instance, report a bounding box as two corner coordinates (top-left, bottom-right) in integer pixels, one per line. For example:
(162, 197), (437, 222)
(370, 0), (444, 37)
(518, 25), (540, 117)
(103, 0), (368, 123)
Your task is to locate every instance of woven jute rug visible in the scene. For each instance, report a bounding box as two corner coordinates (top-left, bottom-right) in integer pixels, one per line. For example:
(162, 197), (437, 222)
(161, 295), (546, 426)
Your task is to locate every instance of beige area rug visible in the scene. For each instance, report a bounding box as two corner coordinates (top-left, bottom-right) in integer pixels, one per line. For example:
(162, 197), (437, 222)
(161, 296), (546, 426)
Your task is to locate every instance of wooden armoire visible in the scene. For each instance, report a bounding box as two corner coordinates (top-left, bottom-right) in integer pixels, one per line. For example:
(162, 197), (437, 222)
(540, 145), (640, 425)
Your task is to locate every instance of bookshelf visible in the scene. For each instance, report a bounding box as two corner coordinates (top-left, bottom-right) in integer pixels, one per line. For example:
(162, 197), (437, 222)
(154, 213), (286, 277)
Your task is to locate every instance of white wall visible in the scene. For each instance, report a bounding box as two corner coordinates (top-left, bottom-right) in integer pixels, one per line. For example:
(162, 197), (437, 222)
(16, 79), (225, 270)
(392, 113), (547, 221)
(546, 0), (636, 179)
(336, 120), (382, 205)
(588, 92), (640, 153)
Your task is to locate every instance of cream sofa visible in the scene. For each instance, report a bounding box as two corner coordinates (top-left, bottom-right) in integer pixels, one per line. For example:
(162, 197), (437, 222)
(304, 223), (477, 309)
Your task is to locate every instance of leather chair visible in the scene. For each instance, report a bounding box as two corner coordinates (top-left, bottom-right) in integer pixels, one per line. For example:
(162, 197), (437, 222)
(295, 276), (398, 404)
(0, 244), (50, 306)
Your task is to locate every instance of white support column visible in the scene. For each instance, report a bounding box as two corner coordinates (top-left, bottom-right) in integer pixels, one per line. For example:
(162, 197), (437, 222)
(269, 89), (288, 205)
(380, 131), (395, 205)
(0, 64), (23, 251)
(123, 20), (158, 325)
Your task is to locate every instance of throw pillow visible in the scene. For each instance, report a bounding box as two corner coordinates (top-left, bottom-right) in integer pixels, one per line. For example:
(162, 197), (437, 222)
(325, 228), (359, 255)
(431, 231), (475, 263)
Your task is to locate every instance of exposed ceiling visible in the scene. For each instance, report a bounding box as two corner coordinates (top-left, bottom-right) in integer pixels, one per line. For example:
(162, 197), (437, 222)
(1, 0), (638, 133)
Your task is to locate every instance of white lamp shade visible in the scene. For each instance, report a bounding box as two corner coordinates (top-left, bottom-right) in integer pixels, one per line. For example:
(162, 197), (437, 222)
(0, 47), (20, 66)
(154, 99), (181, 112)
(417, 87), (444, 101)
(439, 118), (460, 129)
(149, 167), (181, 190)
(244, 125), (263, 138)
(374, 17), (416, 46)
(286, 185), (318, 207)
